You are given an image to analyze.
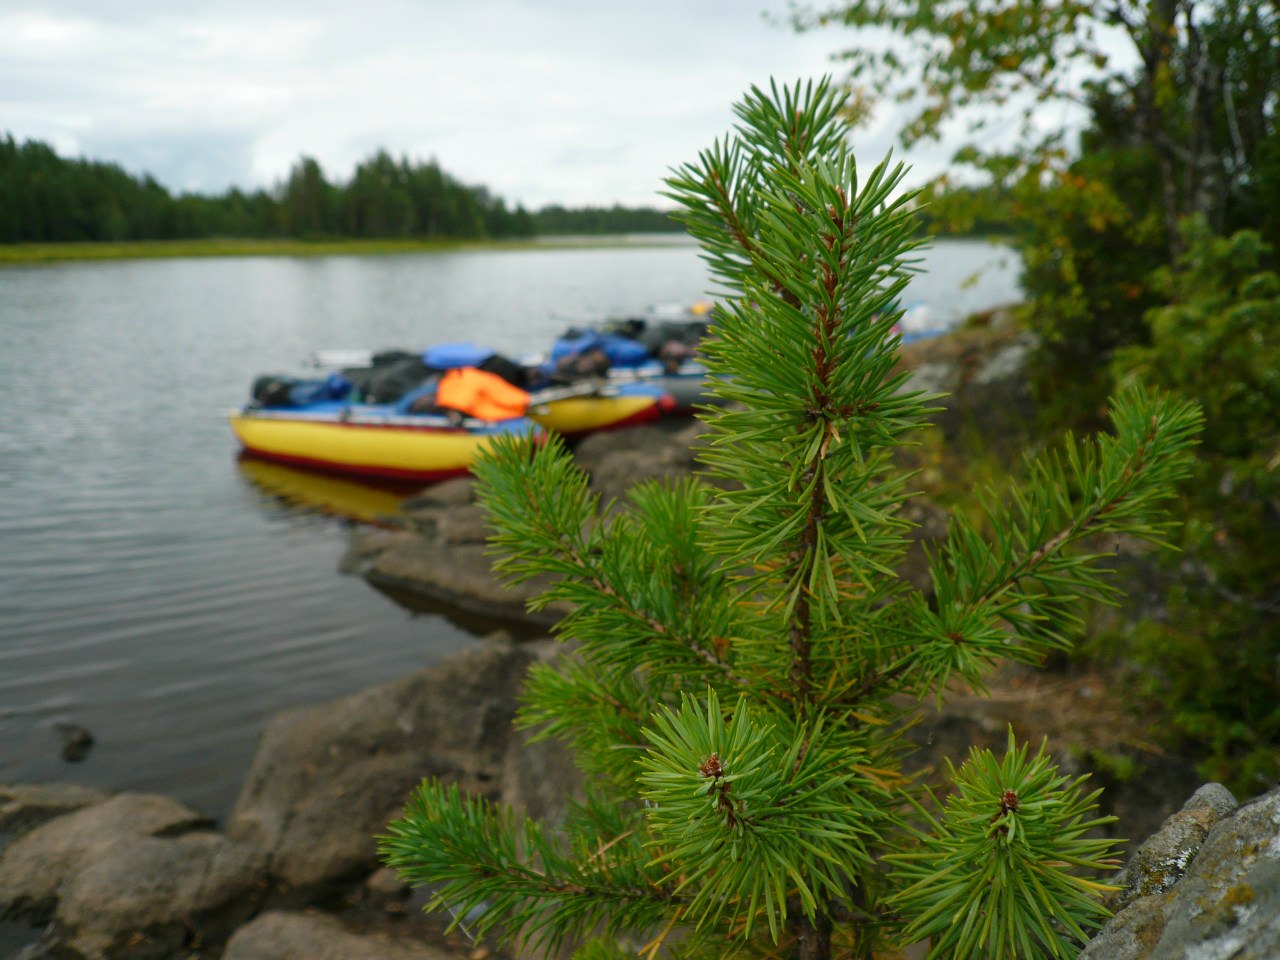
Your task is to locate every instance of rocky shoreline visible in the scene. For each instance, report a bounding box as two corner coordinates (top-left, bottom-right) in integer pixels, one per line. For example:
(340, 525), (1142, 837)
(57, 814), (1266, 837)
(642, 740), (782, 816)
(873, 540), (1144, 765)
(4, 635), (1277, 959)
(0, 639), (574, 959)
(4, 318), (1276, 958)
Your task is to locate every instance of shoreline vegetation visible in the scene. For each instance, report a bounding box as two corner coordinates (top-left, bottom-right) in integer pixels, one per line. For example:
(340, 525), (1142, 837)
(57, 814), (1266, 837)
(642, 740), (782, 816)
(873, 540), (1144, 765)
(0, 228), (1013, 265)
(0, 233), (702, 264)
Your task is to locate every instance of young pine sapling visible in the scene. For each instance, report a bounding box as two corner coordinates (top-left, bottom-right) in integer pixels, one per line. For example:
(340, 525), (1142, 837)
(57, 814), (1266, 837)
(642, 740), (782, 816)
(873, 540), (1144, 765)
(380, 78), (1202, 960)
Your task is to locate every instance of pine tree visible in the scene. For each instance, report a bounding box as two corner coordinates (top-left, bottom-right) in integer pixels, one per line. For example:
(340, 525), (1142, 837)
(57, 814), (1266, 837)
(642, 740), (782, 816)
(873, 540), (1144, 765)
(380, 78), (1202, 960)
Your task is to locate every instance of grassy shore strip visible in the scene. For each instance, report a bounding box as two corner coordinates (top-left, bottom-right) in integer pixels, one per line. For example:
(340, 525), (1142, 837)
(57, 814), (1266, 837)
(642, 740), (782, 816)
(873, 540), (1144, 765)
(0, 234), (691, 264)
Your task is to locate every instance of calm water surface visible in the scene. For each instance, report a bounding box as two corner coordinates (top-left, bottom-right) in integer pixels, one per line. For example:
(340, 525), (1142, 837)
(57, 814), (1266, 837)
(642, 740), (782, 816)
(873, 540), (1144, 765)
(0, 237), (1020, 822)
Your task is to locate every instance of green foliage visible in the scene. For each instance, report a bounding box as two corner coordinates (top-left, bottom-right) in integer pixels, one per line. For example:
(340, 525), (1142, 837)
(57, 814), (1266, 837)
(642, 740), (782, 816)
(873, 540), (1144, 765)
(571, 943), (638, 960)
(791, 0), (1101, 153)
(639, 689), (885, 941)
(382, 781), (672, 953)
(794, 0), (1277, 428)
(793, 1), (1280, 257)
(1097, 217), (1280, 792)
(797, 0), (1278, 799)
(0, 133), (535, 243)
(1013, 136), (1168, 427)
(380, 78), (1202, 959)
(533, 204), (679, 235)
(1115, 218), (1280, 459)
(910, 181), (1021, 239)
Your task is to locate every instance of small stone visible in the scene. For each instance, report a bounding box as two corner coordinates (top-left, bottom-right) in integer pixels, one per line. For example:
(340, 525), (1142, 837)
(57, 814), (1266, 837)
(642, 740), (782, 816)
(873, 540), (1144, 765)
(364, 866), (409, 899)
(52, 723), (94, 763)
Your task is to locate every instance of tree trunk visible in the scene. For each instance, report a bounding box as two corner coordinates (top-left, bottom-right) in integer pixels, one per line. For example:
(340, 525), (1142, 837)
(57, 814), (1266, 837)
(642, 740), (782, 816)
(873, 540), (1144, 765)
(1134, 0), (1187, 259)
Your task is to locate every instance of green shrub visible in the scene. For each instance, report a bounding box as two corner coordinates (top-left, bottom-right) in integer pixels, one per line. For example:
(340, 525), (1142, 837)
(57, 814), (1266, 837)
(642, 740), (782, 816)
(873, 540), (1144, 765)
(1014, 143), (1167, 430)
(1104, 217), (1280, 792)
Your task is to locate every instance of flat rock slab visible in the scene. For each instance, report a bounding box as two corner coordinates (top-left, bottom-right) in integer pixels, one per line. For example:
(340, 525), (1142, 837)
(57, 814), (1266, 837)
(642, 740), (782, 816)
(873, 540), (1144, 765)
(345, 529), (560, 629)
(227, 642), (536, 894)
(344, 420), (704, 627)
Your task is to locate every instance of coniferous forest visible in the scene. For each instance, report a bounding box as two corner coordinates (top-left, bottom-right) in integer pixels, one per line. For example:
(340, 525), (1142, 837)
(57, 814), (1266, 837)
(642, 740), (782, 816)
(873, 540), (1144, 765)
(0, 134), (678, 244)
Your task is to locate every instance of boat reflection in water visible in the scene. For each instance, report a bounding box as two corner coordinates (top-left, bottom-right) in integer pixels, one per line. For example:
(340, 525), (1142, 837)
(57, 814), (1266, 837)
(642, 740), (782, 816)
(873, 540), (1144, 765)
(236, 453), (548, 638)
(236, 453), (421, 526)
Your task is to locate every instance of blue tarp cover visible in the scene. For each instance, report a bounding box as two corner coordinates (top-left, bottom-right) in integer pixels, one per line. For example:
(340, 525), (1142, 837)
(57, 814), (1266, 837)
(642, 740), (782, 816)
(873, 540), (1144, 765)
(548, 332), (651, 367)
(422, 342), (496, 369)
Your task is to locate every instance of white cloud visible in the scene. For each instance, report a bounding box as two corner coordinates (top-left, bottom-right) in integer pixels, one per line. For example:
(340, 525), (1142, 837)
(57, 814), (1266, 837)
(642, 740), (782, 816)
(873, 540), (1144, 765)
(0, 1), (937, 207)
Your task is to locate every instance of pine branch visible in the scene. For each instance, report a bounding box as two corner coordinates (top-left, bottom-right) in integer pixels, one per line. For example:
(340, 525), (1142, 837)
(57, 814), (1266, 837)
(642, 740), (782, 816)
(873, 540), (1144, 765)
(638, 690), (889, 942)
(380, 782), (677, 954)
(908, 386), (1202, 692)
(475, 435), (749, 692)
(886, 732), (1121, 959)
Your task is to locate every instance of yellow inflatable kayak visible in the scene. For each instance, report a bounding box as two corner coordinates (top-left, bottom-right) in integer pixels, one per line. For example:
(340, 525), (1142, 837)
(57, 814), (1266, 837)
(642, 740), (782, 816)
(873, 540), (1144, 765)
(229, 406), (539, 483)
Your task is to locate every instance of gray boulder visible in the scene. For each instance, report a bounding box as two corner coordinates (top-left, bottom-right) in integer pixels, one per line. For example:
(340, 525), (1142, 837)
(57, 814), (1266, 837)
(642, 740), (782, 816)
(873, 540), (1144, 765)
(900, 320), (1038, 462)
(571, 419), (703, 506)
(0, 790), (268, 959)
(500, 725), (582, 831)
(222, 911), (456, 960)
(400, 476), (475, 510)
(227, 641), (536, 895)
(0, 793), (211, 923)
(54, 832), (267, 959)
(1113, 783), (1240, 911)
(0, 639), (549, 959)
(498, 643), (585, 829)
(0, 783), (112, 855)
(1080, 782), (1280, 959)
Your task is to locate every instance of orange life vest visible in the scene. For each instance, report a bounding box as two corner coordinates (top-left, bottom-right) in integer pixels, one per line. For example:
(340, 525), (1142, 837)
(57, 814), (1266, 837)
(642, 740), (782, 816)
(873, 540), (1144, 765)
(436, 367), (530, 421)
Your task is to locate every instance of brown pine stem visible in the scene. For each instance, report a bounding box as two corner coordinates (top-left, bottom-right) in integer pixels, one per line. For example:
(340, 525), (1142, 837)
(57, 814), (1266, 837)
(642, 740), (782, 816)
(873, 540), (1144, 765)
(792, 909), (833, 960)
(785, 191), (851, 709)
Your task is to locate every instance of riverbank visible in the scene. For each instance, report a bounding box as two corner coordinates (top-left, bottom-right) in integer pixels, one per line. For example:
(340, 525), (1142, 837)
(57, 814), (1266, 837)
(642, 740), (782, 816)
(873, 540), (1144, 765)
(0, 233), (692, 264)
(3, 635), (1275, 960)
(0, 229), (1016, 265)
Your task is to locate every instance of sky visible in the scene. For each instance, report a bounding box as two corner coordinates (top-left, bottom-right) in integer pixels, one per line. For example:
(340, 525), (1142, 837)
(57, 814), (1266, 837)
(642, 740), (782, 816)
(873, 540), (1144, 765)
(0, 0), (976, 210)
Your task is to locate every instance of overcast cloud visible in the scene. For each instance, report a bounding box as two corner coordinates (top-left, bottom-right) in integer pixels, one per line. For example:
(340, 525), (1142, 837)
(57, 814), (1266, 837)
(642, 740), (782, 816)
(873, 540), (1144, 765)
(4, 1), (1092, 210)
(3, 0), (955, 208)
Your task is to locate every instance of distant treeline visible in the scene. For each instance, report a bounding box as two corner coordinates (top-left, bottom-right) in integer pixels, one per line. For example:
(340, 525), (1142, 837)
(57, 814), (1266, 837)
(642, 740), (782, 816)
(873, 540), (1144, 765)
(0, 134), (679, 244)
(534, 205), (678, 234)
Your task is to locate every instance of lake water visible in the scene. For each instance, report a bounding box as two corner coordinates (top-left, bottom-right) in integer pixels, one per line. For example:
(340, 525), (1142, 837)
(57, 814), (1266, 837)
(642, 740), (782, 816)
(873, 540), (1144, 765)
(0, 237), (1021, 823)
